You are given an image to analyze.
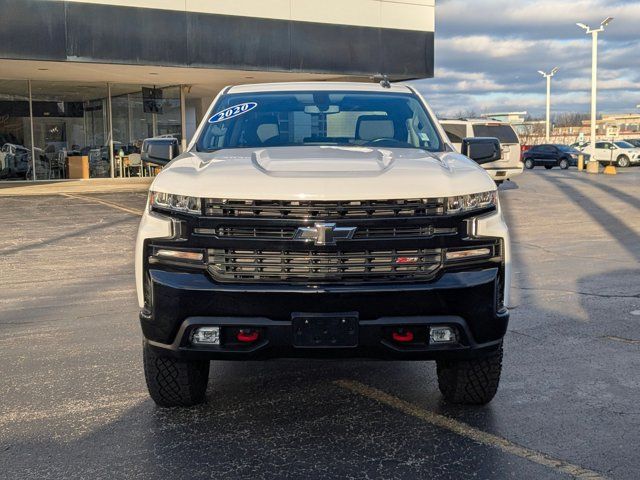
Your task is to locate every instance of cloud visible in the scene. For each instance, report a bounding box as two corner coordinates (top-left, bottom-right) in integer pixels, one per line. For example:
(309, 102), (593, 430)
(410, 0), (640, 116)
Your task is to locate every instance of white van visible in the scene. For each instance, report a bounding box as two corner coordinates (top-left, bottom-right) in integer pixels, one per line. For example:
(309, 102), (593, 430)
(440, 119), (523, 183)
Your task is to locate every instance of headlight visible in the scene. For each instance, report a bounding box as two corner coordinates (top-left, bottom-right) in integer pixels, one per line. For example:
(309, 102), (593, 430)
(570, 154), (579, 159)
(150, 191), (202, 215)
(447, 191), (496, 214)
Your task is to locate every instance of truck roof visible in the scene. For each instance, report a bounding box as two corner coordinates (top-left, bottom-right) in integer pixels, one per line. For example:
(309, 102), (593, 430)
(226, 81), (413, 94)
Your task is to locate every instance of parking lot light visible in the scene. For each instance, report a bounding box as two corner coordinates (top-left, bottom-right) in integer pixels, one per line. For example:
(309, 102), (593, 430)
(576, 17), (614, 151)
(538, 67), (559, 142)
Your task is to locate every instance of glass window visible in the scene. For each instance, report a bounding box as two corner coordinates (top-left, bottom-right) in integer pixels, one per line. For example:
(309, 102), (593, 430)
(0, 80), (33, 181)
(441, 123), (466, 143)
(197, 91), (443, 152)
(110, 84), (181, 177)
(111, 84), (181, 146)
(472, 124), (519, 144)
(1, 80), (184, 181)
(30, 81), (109, 179)
(614, 141), (634, 148)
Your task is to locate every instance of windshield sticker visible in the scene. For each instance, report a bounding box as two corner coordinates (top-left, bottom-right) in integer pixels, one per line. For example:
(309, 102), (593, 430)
(209, 102), (257, 123)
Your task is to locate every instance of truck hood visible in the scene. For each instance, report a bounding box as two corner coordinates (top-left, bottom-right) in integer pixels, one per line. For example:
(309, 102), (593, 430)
(150, 146), (496, 200)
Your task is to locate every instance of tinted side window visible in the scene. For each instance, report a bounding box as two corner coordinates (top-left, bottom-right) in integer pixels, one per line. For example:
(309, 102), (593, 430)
(472, 125), (519, 144)
(595, 142), (606, 149)
(441, 124), (466, 143)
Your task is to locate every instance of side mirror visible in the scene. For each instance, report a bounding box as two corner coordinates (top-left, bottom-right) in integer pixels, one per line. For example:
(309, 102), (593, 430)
(141, 138), (180, 166)
(461, 137), (502, 164)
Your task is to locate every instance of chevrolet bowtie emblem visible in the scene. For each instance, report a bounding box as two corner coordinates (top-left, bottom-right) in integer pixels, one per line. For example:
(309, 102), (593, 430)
(294, 223), (357, 245)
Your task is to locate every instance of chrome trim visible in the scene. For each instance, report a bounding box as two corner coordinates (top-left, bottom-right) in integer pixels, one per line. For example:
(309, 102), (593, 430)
(293, 222), (357, 245)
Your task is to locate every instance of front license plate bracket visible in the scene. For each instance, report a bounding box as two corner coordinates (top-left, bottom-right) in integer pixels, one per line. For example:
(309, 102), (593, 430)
(292, 312), (359, 348)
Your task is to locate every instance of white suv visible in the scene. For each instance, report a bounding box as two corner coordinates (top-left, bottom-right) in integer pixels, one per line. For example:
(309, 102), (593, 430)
(580, 141), (640, 168)
(137, 82), (511, 408)
(440, 119), (523, 183)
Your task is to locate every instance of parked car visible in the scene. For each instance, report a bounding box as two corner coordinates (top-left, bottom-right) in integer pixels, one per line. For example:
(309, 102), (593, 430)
(522, 144), (590, 170)
(0, 144), (48, 180)
(0, 143), (32, 179)
(137, 82), (510, 407)
(577, 141), (640, 167)
(440, 119), (523, 183)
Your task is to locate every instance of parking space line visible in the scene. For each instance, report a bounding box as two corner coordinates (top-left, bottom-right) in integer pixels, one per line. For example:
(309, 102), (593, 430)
(603, 335), (640, 346)
(335, 379), (607, 480)
(61, 193), (144, 216)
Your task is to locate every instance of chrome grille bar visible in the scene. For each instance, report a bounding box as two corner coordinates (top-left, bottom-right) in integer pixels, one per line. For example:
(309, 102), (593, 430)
(207, 248), (443, 282)
(195, 225), (457, 240)
(203, 198), (446, 219)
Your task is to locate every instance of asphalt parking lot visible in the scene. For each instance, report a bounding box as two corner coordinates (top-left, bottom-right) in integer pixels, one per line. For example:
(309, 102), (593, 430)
(1, 168), (639, 479)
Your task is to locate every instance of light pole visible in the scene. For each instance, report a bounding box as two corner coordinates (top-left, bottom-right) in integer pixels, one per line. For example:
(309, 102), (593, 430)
(577, 17), (613, 150)
(538, 67), (559, 142)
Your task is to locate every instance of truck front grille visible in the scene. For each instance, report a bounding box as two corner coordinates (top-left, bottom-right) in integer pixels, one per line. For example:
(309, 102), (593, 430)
(196, 225), (458, 240)
(203, 198), (446, 219)
(207, 248), (443, 283)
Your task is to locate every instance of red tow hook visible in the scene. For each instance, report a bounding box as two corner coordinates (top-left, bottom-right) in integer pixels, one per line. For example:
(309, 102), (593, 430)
(237, 329), (259, 343)
(392, 329), (414, 343)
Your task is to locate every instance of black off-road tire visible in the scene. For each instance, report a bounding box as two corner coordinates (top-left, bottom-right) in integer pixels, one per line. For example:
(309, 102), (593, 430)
(436, 343), (503, 405)
(559, 158), (569, 169)
(143, 340), (210, 407)
(617, 155), (630, 168)
(524, 159), (534, 169)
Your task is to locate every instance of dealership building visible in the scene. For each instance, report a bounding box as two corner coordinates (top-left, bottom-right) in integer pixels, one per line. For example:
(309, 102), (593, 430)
(0, 0), (435, 181)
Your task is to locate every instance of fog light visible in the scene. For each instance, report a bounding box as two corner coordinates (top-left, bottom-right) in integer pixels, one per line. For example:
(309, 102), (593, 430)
(155, 249), (204, 262)
(191, 326), (220, 345)
(430, 326), (457, 344)
(445, 248), (491, 261)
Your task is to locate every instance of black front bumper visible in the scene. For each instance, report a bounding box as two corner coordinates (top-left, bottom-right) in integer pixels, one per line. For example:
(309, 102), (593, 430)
(141, 267), (508, 361)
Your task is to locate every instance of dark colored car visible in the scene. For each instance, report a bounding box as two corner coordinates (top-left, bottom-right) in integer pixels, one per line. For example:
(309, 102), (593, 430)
(522, 144), (589, 170)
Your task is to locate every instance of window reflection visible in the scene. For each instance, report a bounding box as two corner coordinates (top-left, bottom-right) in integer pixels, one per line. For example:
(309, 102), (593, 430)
(110, 84), (181, 177)
(0, 80), (33, 180)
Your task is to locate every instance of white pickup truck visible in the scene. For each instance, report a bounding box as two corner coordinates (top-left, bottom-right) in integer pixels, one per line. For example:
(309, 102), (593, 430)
(137, 82), (511, 407)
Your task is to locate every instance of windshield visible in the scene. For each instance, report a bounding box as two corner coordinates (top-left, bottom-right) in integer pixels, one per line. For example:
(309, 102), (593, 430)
(196, 91), (443, 152)
(472, 124), (519, 144)
(614, 141), (635, 148)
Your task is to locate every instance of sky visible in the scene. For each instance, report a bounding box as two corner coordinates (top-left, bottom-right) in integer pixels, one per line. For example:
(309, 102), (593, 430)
(412, 0), (640, 118)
